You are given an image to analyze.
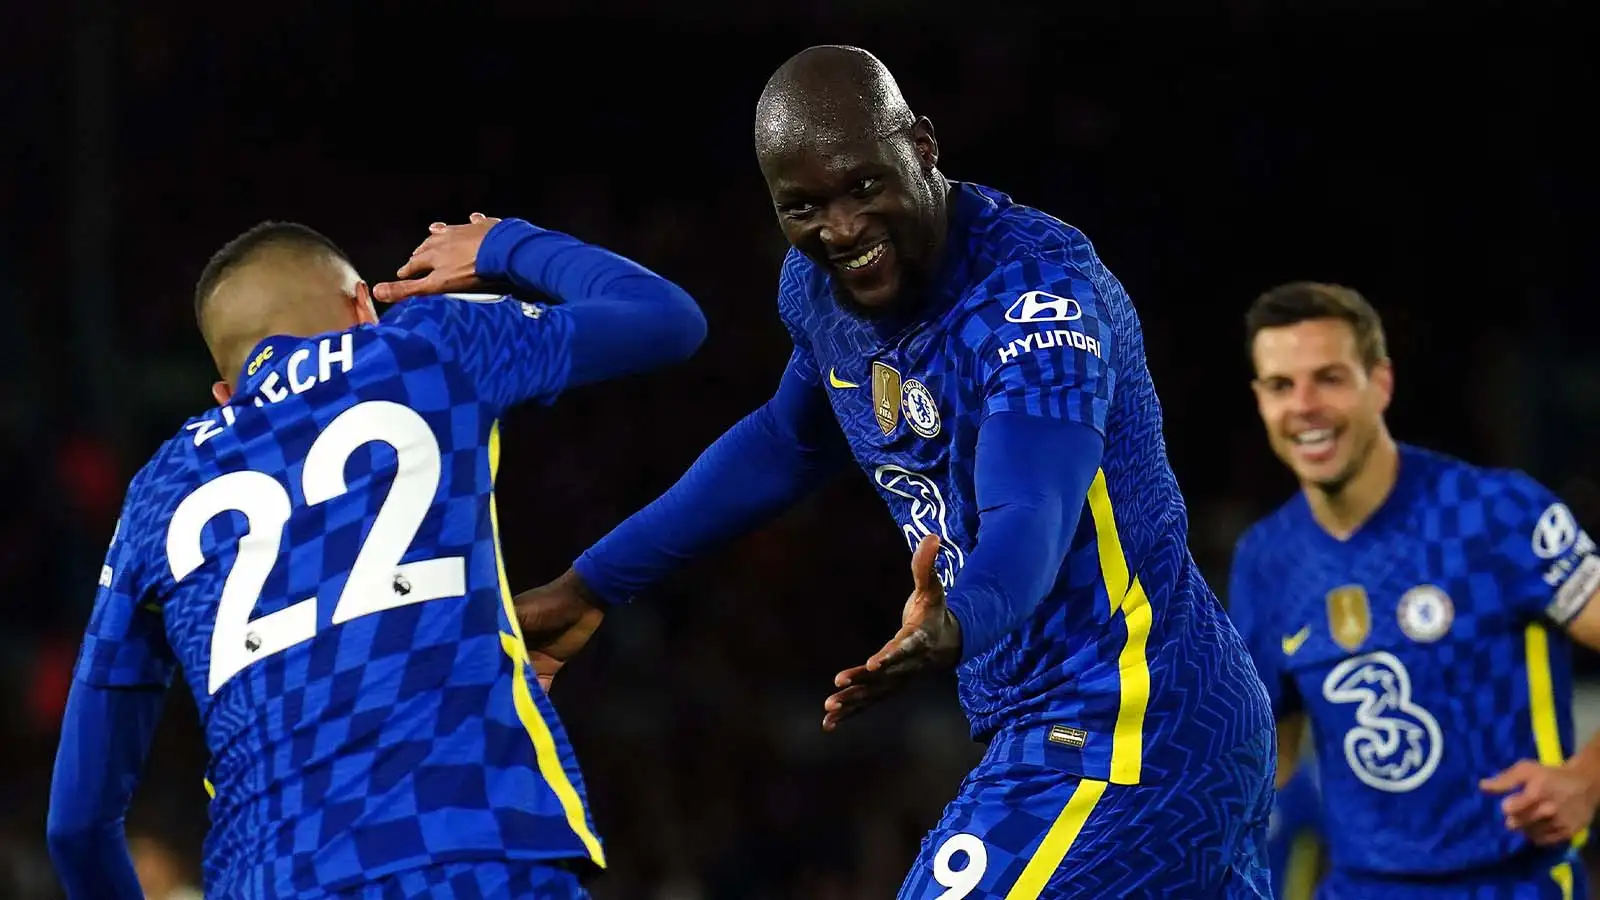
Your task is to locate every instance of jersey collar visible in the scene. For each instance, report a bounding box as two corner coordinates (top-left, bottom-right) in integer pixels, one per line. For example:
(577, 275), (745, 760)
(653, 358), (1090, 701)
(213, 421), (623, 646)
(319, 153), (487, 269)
(235, 334), (306, 394)
(1297, 443), (1428, 546)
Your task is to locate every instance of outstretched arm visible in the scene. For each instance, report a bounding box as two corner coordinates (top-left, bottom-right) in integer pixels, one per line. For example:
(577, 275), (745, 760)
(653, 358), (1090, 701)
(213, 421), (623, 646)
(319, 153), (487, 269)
(573, 346), (849, 603)
(516, 343), (851, 688)
(516, 251), (846, 684)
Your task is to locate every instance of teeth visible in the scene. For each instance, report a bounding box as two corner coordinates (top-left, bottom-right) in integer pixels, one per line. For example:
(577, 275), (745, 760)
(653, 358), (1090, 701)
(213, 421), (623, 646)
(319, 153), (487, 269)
(1293, 428), (1334, 446)
(843, 244), (885, 270)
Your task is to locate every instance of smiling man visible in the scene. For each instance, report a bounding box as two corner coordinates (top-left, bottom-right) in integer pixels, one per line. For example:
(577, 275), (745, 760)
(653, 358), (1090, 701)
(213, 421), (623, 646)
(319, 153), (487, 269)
(1229, 281), (1600, 899)
(514, 45), (1277, 898)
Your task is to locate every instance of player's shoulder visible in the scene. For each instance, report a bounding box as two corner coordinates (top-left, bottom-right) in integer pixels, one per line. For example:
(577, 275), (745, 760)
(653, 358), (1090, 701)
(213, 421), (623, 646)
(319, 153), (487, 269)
(950, 183), (1123, 323)
(154, 411), (212, 472)
(371, 292), (563, 389)
(1233, 491), (1312, 564)
(776, 247), (827, 321)
(958, 183), (1102, 277)
(777, 246), (817, 289)
(377, 292), (526, 342)
(966, 180), (1094, 254)
(1228, 499), (1313, 626)
(121, 415), (209, 530)
(1400, 442), (1552, 512)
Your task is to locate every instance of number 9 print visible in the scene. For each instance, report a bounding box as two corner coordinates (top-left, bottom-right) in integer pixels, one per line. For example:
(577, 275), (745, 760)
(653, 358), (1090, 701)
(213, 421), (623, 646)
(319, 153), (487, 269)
(931, 832), (988, 900)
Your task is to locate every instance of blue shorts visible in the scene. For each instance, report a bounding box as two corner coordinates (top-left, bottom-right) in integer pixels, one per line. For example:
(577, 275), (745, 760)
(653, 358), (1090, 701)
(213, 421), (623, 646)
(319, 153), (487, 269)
(1317, 853), (1586, 900)
(896, 727), (1276, 899)
(333, 860), (588, 899)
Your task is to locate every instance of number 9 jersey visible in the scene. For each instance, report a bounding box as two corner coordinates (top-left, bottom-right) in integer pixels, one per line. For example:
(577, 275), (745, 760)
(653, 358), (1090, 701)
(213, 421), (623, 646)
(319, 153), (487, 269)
(75, 294), (605, 898)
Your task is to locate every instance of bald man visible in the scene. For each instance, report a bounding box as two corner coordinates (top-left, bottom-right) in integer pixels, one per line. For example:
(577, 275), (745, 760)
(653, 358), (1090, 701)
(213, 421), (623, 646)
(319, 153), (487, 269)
(516, 46), (1276, 897)
(46, 214), (706, 899)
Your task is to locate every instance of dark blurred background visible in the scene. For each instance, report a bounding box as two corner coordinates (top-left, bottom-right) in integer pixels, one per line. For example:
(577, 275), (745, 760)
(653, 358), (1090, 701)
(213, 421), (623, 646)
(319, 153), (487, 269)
(2, 2), (1596, 897)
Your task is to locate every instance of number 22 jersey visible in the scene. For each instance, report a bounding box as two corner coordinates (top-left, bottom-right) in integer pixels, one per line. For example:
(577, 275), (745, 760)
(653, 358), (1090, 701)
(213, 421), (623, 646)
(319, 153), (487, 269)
(74, 294), (605, 897)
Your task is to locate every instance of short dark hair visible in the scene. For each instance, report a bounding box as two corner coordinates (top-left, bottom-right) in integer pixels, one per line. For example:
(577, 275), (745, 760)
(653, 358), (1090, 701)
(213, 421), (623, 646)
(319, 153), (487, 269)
(193, 221), (350, 326)
(1245, 281), (1388, 370)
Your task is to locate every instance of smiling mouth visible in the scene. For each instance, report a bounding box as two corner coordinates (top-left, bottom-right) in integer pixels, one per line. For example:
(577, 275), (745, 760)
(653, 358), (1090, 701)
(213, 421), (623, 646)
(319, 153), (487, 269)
(838, 243), (886, 271)
(1290, 427), (1337, 456)
(1292, 422), (1331, 445)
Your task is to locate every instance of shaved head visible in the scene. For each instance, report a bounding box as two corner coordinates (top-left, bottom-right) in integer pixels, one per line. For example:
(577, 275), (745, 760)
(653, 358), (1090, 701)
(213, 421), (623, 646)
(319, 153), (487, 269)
(754, 46), (949, 314)
(755, 45), (914, 157)
(194, 222), (376, 399)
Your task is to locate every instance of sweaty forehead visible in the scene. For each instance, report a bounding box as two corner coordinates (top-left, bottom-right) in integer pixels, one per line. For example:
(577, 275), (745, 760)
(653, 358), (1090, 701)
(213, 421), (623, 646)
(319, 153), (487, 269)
(759, 87), (904, 134)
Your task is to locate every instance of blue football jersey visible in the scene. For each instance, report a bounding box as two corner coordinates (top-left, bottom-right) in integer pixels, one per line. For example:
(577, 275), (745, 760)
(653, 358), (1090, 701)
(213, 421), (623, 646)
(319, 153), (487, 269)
(778, 182), (1273, 784)
(75, 294), (605, 897)
(1229, 443), (1600, 875)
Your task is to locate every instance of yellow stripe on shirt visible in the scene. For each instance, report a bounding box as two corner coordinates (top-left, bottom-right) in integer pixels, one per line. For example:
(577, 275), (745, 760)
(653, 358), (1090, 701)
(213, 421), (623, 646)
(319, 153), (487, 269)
(488, 421), (605, 867)
(1086, 469), (1152, 785)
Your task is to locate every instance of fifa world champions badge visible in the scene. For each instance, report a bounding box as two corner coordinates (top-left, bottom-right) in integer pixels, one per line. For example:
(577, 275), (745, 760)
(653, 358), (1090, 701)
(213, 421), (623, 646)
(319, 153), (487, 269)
(1325, 585), (1371, 652)
(871, 361), (902, 435)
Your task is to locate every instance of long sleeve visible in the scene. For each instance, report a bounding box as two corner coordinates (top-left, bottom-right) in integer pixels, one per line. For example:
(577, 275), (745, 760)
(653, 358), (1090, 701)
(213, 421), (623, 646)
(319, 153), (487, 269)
(943, 412), (1104, 662)
(573, 347), (849, 604)
(476, 218), (707, 389)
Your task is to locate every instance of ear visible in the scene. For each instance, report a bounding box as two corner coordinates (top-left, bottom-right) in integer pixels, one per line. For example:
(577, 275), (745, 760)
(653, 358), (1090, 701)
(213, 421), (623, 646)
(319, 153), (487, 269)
(1248, 376), (1275, 423)
(1370, 358), (1395, 414)
(911, 116), (939, 172)
(352, 280), (379, 326)
(211, 380), (234, 406)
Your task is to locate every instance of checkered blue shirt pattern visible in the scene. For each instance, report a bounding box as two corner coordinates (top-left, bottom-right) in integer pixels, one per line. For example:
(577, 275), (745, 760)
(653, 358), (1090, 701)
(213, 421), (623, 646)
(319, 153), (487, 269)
(74, 294), (603, 897)
(1230, 444), (1599, 876)
(777, 182), (1273, 784)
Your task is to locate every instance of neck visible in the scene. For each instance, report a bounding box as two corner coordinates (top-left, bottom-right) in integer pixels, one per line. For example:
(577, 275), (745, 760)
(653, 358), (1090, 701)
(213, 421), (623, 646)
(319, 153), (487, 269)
(1304, 430), (1400, 540)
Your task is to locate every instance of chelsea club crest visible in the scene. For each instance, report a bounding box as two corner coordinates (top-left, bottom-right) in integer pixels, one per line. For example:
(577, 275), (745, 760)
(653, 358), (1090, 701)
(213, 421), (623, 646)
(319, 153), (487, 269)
(901, 379), (941, 438)
(1397, 585), (1454, 643)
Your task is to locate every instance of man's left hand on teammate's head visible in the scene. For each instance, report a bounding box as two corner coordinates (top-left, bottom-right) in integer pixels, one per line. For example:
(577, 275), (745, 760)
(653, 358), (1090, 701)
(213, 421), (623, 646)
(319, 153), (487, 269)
(373, 213), (502, 303)
(1480, 758), (1600, 846)
(822, 534), (963, 732)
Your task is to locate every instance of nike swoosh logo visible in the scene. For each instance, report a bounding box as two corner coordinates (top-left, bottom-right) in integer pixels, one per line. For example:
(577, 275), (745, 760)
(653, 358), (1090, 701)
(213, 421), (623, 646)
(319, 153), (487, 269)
(1282, 626), (1311, 656)
(828, 368), (860, 389)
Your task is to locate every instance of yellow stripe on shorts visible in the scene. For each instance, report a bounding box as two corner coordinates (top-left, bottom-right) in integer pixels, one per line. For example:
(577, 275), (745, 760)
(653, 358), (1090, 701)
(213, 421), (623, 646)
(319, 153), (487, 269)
(1003, 778), (1109, 899)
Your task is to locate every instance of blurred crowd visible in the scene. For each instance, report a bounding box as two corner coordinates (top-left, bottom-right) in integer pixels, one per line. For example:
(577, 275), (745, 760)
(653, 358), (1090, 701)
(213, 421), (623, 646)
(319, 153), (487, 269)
(2, 4), (1596, 897)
